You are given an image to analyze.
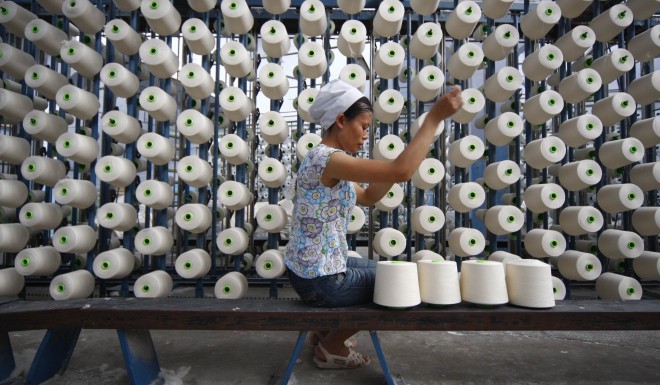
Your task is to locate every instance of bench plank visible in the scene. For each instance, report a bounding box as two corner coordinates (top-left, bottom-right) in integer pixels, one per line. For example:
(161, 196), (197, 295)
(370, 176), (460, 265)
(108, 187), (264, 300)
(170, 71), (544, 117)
(0, 299), (86, 331)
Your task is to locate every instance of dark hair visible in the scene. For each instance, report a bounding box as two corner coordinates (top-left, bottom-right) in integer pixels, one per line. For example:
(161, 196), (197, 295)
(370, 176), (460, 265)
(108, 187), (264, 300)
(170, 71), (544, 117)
(327, 97), (373, 132)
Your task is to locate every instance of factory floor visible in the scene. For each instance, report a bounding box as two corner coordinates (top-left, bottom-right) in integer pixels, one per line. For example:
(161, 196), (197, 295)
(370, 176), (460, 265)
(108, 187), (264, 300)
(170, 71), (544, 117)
(7, 286), (660, 385)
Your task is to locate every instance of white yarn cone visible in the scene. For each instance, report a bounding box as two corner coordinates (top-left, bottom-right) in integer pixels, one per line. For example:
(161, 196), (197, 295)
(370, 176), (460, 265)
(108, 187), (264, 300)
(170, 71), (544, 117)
(175, 204), (212, 234)
(373, 0), (404, 38)
(558, 207), (604, 236)
(297, 41), (326, 79)
(258, 111), (288, 144)
(215, 271), (249, 299)
(140, 0), (181, 36)
(554, 25), (595, 62)
(627, 25), (660, 63)
(134, 270), (173, 298)
(418, 259), (460, 306)
(96, 156), (136, 188)
(24, 65), (68, 100)
(448, 183), (485, 213)
(137, 132), (175, 165)
(558, 250), (602, 281)
(589, 4), (633, 43)
(56, 132), (99, 164)
(551, 276), (566, 300)
(482, 23), (519, 61)
(136, 180), (173, 209)
(633, 252), (660, 281)
(596, 273), (642, 301)
(591, 49), (635, 85)
(628, 71), (659, 106)
(597, 184), (644, 214)
(485, 112), (523, 146)
(411, 206), (444, 235)
(599, 138), (644, 169)
(555, 0), (593, 19)
(0, 135), (30, 165)
(445, 1), (481, 40)
(630, 163), (660, 192)
(60, 40), (104, 79)
(55, 84), (100, 120)
(0, 224), (29, 252)
(296, 132), (322, 162)
(523, 183), (565, 213)
(220, 0), (253, 35)
(460, 260), (508, 305)
(339, 64), (366, 92)
(488, 251), (521, 276)
(176, 109), (213, 145)
(0, 268), (24, 296)
(411, 158), (444, 190)
(0, 180), (28, 208)
(296, 88), (319, 123)
(0, 43), (35, 81)
(220, 86), (252, 122)
(217, 227), (249, 255)
(484, 160), (520, 190)
(299, 0), (326, 37)
(50, 270), (95, 300)
(525, 229), (566, 258)
(218, 181), (251, 211)
(632, 208), (660, 236)
(592, 93), (636, 128)
(524, 90), (564, 125)
(522, 45), (563, 82)
(94, 248), (135, 279)
(374, 183), (404, 212)
(24, 19), (68, 57)
(101, 63), (140, 99)
(181, 18), (215, 56)
(523, 136), (566, 169)
(256, 204), (287, 233)
(258, 63), (289, 100)
(135, 226), (173, 255)
(0, 1), (37, 38)
(506, 259), (554, 308)
(558, 69), (602, 104)
(139, 38), (179, 79)
(53, 179), (96, 209)
(598, 229), (644, 260)
(101, 110), (141, 144)
(374, 90), (404, 124)
(410, 22), (442, 60)
(260, 20), (290, 59)
(411, 66), (444, 102)
(21, 156), (66, 188)
(348, 206), (365, 235)
(484, 205), (524, 235)
(448, 228), (485, 257)
(258, 157), (287, 188)
(104, 19), (141, 56)
(179, 63), (214, 100)
(482, 0), (515, 19)
(484, 66), (522, 103)
(373, 228), (406, 258)
(520, 1), (561, 40)
(220, 40), (251, 79)
(19, 202), (63, 229)
(15, 246), (61, 276)
(53, 225), (97, 254)
(558, 160), (602, 191)
(448, 43), (484, 81)
(175, 249), (211, 279)
(374, 41), (405, 80)
(373, 261), (421, 308)
(62, 0), (105, 34)
(557, 114), (603, 147)
(98, 203), (137, 231)
(139, 87), (177, 122)
(255, 249), (287, 279)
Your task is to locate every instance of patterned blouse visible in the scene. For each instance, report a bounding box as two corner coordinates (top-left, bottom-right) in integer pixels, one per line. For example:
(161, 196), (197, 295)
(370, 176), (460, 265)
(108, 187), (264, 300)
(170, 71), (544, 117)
(284, 144), (356, 279)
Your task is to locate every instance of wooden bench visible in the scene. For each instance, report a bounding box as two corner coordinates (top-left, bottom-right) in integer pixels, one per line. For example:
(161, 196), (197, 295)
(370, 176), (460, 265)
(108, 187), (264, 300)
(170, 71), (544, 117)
(1, 297), (659, 385)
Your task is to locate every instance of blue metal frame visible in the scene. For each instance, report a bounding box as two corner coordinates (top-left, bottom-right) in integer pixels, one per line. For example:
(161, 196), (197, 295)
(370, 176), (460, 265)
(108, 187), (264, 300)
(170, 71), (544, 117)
(0, 333), (16, 385)
(117, 329), (163, 385)
(25, 328), (81, 385)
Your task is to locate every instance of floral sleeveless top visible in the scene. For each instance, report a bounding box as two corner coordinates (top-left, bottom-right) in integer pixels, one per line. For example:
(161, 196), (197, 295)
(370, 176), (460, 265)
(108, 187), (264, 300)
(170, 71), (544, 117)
(285, 144), (356, 279)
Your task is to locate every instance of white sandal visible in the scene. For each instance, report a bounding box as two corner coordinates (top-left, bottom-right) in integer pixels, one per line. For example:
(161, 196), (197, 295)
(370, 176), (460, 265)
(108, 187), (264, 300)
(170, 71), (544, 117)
(306, 331), (358, 348)
(313, 342), (370, 369)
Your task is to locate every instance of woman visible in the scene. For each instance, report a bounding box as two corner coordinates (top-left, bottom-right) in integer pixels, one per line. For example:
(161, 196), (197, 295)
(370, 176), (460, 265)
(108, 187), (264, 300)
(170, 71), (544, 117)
(284, 80), (463, 369)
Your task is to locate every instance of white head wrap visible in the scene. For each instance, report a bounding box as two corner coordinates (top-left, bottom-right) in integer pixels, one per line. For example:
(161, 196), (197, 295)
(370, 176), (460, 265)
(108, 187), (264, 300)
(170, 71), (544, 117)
(309, 79), (366, 129)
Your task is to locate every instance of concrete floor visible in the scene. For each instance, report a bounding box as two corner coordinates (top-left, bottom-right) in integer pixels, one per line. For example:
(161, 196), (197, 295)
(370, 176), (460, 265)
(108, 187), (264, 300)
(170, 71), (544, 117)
(6, 284), (660, 385)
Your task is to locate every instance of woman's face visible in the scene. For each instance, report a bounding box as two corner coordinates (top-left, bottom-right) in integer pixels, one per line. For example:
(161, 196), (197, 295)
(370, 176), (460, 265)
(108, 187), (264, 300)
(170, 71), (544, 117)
(338, 112), (372, 153)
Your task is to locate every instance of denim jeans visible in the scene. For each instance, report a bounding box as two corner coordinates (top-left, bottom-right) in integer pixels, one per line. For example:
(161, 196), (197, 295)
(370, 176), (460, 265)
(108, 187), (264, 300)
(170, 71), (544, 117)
(288, 257), (378, 307)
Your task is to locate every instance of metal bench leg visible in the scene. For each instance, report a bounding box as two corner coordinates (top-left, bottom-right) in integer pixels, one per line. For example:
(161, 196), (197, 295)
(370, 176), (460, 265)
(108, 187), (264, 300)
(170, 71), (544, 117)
(0, 332), (16, 385)
(277, 331), (307, 385)
(370, 331), (406, 385)
(117, 329), (163, 385)
(25, 327), (81, 385)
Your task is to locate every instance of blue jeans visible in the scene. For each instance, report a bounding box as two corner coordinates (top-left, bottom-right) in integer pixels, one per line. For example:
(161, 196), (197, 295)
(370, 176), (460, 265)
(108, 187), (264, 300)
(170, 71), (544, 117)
(288, 257), (378, 307)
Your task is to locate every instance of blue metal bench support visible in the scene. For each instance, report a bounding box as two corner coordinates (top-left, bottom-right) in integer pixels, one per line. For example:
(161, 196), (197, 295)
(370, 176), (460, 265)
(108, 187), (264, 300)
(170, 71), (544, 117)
(117, 329), (163, 385)
(0, 332), (16, 385)
(370, 330), (406, 385)
(278, 331), (307, 385)
(24, 327), (81, 385)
